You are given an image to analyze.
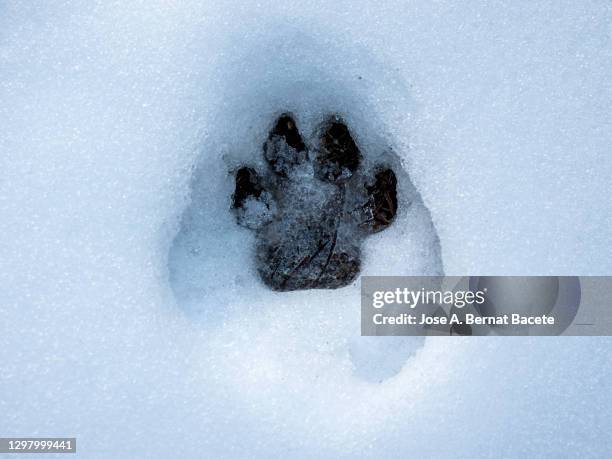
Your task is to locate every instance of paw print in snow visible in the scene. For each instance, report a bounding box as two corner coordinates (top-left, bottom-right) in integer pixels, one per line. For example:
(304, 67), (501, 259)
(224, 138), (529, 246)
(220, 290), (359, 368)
(232, 114), (397, 291)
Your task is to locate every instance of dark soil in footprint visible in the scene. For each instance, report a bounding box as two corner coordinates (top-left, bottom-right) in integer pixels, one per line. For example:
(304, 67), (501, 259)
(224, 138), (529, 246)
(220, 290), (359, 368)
(232, 113), (397, 291)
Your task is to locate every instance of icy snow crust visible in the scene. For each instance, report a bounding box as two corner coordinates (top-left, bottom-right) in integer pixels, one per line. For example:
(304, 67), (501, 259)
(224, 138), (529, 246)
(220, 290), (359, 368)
(1, 1), (612, 458)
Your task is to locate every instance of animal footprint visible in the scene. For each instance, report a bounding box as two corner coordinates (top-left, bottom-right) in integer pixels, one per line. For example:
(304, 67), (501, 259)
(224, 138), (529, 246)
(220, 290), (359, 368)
(232, 114), (397, 291)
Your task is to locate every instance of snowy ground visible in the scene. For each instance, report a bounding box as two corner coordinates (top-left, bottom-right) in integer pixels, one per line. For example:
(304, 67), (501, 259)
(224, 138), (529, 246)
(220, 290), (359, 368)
(1, 1), (611, 457)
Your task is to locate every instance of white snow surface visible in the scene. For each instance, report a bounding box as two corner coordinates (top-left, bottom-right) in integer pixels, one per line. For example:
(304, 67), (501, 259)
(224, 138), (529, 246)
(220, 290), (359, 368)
(1, 1), (611, 457)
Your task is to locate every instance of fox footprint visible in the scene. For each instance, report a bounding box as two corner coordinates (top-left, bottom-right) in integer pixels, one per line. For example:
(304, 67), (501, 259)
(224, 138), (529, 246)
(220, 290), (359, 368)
(232, 114), (397, 291)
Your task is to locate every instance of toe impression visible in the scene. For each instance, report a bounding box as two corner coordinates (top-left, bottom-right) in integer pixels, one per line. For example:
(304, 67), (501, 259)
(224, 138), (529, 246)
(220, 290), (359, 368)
(263, 114), (307, 176)
(315, 116), (361, 184)
(361, 168), (398, 233)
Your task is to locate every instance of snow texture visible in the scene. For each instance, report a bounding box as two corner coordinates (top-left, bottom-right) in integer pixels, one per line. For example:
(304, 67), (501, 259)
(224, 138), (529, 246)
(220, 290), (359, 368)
(1, 1), (611, 457)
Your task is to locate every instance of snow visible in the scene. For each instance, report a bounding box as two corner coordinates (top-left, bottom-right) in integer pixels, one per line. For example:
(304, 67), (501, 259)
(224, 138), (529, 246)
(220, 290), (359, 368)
(1, 0), (611, 457)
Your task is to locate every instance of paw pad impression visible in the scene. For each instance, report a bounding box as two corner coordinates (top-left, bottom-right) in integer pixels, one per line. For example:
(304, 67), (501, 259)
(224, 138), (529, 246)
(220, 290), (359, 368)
(232, 113), (397, 291)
